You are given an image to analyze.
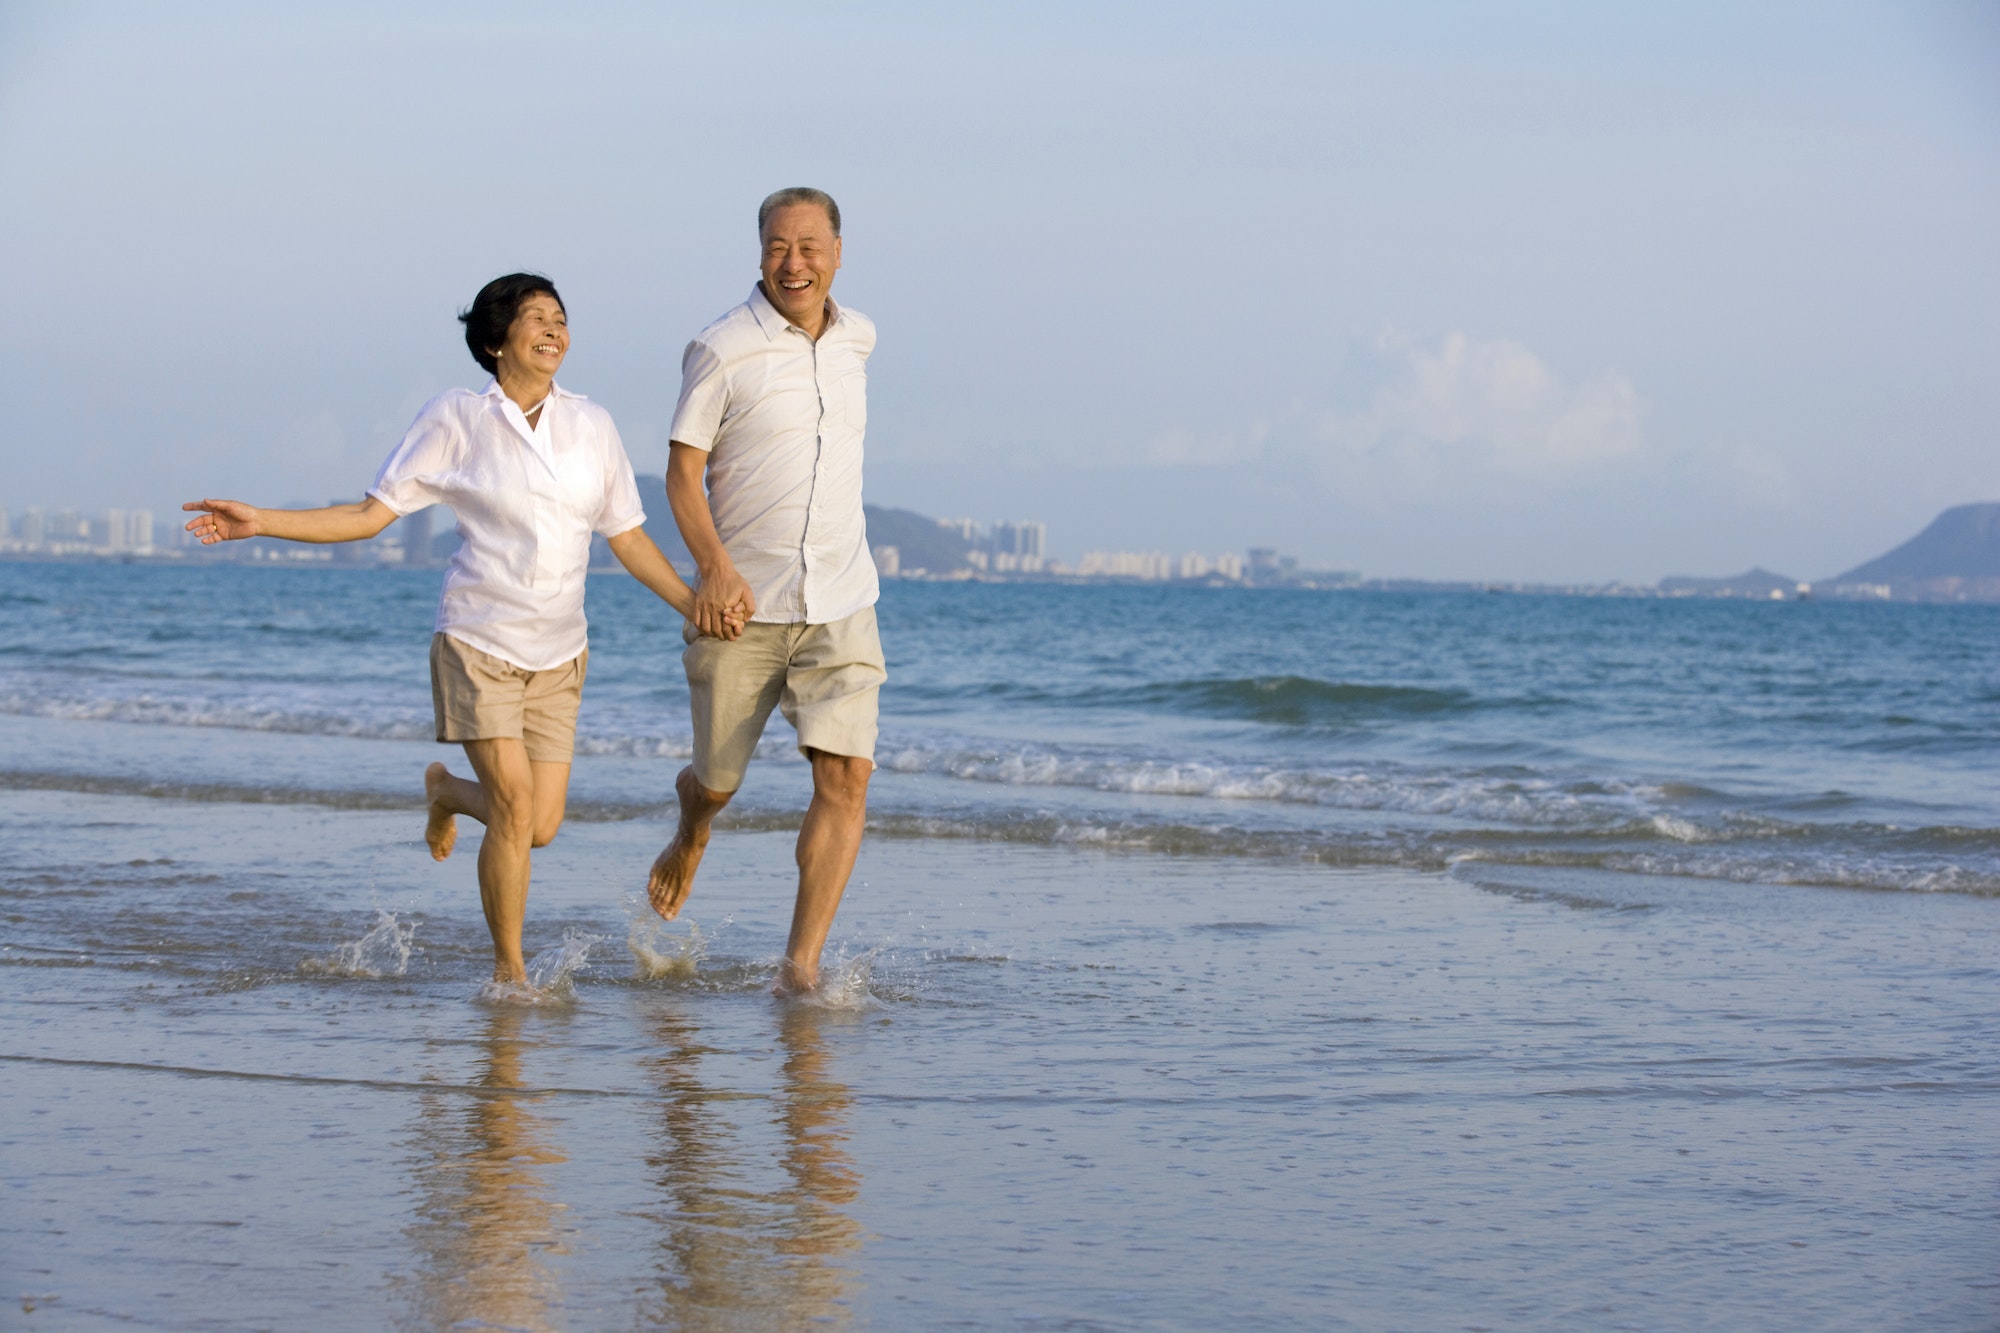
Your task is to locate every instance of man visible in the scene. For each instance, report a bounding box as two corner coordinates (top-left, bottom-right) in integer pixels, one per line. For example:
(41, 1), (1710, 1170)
(647, 186), (885, 994)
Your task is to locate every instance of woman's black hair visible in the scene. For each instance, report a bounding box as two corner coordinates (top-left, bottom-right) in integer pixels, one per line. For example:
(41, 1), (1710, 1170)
(458, 273), (565, 375)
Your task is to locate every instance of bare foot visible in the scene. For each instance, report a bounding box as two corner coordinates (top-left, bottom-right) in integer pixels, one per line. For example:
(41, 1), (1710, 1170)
(423, 762), (457, 861)
(772, 958), (819, 996)
(648, 767), (732, 920)
(646, 824), (707, 919)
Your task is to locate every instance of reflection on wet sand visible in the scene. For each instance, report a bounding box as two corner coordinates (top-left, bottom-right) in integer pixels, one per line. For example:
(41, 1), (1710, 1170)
(399, 1008), (570, 1332)
(642, 1004), (865, 1329)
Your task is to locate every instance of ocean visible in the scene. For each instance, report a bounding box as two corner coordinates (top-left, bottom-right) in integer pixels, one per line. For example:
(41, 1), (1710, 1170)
(3, 560), (1996, 1329)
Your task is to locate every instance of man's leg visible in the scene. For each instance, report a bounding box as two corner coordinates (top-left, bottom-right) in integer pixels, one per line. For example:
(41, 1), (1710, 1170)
(781, 748), (873, 993)
(650, 624), (788, 920)
(647, 766), (734, 919)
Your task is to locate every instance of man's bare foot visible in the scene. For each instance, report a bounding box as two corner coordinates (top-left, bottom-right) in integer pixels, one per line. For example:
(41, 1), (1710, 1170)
(646, 769), (716, 919)
(646, 825), (707, 919)
(424, 762), (458, 861)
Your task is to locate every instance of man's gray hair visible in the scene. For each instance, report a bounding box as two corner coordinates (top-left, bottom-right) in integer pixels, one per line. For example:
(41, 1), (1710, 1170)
(758, 187), (842, 238)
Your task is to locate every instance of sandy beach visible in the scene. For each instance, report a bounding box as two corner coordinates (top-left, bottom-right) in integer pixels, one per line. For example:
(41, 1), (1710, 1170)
(5, 745), (1996, 1329)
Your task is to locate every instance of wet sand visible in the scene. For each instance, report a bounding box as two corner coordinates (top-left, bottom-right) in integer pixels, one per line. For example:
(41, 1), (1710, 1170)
(3, 779), (1997, 1330)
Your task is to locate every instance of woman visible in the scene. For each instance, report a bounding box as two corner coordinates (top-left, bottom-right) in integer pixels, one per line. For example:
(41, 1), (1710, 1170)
(185, 272), (738, 995)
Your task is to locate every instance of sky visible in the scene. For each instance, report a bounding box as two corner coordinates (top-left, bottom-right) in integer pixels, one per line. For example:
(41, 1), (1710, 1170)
(3, 0), (1996, 582)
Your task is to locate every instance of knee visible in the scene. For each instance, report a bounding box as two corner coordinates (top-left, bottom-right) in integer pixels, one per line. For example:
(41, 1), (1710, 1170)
(529, 821), (561, 850)
(488, 795), (536, 844)
(811, 754), (872, 809)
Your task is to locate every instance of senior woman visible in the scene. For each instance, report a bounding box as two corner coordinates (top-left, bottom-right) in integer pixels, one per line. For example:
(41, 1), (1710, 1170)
(185, 273), (739, 996)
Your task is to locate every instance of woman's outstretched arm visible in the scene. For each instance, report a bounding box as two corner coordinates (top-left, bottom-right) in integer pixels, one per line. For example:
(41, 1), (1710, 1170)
(606, 525), (744, 637)
(182, 496), (398, 544)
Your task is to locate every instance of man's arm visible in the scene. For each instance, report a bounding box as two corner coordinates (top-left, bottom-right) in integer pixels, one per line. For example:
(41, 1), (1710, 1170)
(182, 496), (397, 544)
(666, 441), (755, 638)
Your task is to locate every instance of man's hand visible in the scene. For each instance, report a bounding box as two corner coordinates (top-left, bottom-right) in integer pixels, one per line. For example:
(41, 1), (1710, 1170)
(694, 563), (754, 640)
(183, 499), (260, 543)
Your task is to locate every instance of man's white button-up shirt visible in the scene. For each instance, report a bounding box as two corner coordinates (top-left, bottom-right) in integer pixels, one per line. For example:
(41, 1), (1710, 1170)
(668, 285), (879, 626)
(368, 380), (646, 671)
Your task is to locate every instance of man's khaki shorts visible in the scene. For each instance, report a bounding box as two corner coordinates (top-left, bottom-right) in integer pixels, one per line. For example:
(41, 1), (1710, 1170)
(430, 633), (588, 764)
(682, 606), (886, 793)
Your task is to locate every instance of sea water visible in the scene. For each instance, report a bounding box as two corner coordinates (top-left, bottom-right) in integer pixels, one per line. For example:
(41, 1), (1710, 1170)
(1, 561), (1995, 1329)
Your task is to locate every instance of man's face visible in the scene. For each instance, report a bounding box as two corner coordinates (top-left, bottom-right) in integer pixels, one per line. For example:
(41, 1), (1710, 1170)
(759, 203), (842, 328)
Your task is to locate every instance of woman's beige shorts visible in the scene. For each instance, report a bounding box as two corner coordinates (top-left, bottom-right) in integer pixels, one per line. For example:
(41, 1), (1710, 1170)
(430, 633), (588, 764)
(682, 606), (886, 793)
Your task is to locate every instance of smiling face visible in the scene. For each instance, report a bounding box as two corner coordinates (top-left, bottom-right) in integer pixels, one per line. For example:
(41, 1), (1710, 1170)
(492, 292), (569, 380)
(758, 202), (842, 333)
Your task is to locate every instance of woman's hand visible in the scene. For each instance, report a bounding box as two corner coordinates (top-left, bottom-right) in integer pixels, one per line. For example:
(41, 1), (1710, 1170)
(183, 499), (260, 543)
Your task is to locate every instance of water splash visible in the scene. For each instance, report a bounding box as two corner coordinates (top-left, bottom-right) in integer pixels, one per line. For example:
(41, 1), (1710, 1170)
(627, 902), (718, 981)
(788, 945), (882, 1011)
(298, 908), (416, 978)
(476, 928), (606, 1006)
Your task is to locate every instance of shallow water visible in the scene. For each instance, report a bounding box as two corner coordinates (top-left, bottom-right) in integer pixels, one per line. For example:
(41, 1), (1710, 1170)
(3, 563), (1998, 1329)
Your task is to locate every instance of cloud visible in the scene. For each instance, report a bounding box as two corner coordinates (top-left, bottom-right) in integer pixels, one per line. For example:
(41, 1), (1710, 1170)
(1319, 330), (1644, 481)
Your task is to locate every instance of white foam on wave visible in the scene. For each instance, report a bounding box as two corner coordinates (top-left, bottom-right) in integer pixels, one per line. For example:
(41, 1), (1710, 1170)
(881, 740), (1664, 827)
(0, 687), (433, 741)
(298, 908), (417, 978)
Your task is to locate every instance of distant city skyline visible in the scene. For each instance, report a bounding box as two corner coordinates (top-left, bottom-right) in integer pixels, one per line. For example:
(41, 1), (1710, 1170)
(3, 3), (1996, 583)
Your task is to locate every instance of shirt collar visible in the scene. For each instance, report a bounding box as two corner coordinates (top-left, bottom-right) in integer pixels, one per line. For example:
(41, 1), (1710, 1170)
(480, 378), (573, 405)
(748, 283), (842, 341)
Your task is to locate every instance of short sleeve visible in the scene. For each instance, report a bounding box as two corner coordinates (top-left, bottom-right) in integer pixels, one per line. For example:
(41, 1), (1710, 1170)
(593, 411), (646, 538)
(666, 340), (728, 452)
(368, 397), (460, 516)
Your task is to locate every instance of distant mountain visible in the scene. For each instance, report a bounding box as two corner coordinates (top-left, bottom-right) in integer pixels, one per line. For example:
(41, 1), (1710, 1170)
(1826, 503), (2000, 601)
(1658, 567), (1799, 598)
(863, 505), (972, 574)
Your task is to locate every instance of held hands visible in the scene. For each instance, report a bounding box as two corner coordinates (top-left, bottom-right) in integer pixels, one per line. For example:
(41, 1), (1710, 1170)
(182, 499), (260, 543)
(693, 562), (754, 641)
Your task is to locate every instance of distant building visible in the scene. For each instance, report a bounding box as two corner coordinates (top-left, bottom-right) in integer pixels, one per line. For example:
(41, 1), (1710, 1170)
(1215, 551), (1246, 580)
(936, 516), (1050, 575)
(100, 508), (154, 554)
(1179, 552), (1212, 579)
(994, 520), (1045, 560)
(401, 506), (433, 565)
(1078, 550), (1173, 579)
(872, 544), (900, 577)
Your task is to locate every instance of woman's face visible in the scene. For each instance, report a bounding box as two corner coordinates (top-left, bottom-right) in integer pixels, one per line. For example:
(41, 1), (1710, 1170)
(493, 293), (569, 379)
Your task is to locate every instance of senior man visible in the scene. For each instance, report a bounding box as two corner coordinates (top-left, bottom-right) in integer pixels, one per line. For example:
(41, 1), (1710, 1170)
(647, 186), (885, 993)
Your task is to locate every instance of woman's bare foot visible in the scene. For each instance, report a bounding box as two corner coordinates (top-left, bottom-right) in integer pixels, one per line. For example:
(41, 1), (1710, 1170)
(772, 957), (819, 996)
(424, 762), (458, 861)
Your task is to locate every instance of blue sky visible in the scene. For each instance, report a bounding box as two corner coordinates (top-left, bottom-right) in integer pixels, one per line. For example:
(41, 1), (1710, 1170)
(3, 1), (1995, 580)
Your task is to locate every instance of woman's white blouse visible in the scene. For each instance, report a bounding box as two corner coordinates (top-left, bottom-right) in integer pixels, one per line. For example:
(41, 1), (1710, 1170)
(369, 379), (645, 671)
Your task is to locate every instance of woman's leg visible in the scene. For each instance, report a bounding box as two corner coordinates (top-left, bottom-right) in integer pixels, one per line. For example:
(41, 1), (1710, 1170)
(458, 737), (539, 983)
(425, 744), (575, 982)
(423, 759), (571, 855)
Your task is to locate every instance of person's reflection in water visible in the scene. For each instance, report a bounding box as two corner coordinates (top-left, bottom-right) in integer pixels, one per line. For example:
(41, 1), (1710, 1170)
(399, 1008), (569, 1332)
(642, 1003), (864, 1328)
